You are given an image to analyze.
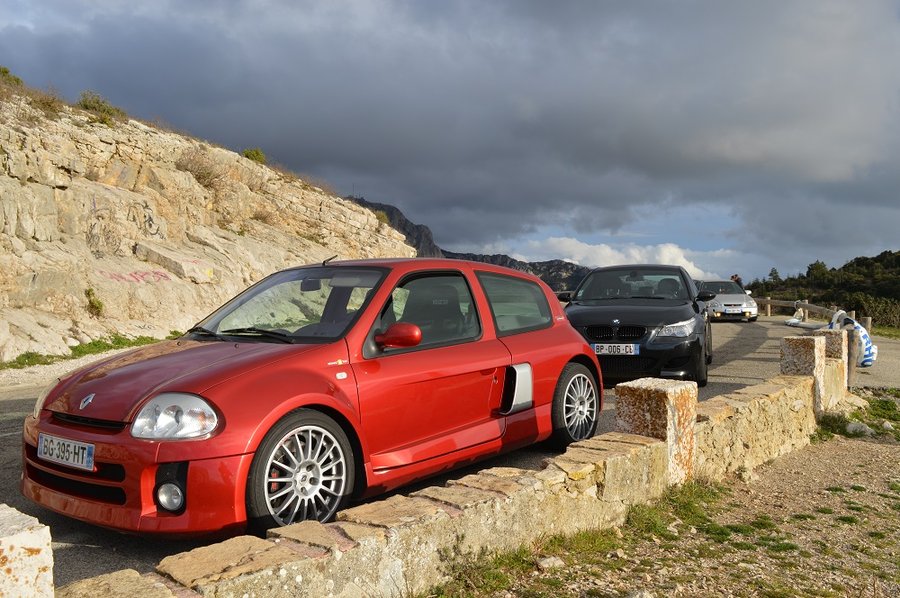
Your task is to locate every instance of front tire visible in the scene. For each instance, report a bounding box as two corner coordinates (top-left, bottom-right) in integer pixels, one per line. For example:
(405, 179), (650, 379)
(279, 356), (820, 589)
(247, 409), (354, 531)
(550, 363), (599, 448)
(694, 344), (709, 387)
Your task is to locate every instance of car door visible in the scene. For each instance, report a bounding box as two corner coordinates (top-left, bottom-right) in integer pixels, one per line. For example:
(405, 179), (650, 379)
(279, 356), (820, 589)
(352, 271), (511, 471)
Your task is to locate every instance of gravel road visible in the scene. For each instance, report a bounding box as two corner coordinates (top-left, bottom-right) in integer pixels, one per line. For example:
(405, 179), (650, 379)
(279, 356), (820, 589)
(1, 317), (898, 587)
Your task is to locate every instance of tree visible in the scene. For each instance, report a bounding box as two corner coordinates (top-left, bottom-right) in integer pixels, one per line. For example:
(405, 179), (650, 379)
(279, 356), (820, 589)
(768, 267), (781, 284)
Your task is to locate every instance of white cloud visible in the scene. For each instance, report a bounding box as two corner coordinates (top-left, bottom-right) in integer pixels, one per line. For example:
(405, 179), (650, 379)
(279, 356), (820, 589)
(513, 237), (722, 280)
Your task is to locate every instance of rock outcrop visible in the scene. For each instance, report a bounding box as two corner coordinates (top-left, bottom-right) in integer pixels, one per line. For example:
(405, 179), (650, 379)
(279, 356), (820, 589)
(0, 93), (415, 362)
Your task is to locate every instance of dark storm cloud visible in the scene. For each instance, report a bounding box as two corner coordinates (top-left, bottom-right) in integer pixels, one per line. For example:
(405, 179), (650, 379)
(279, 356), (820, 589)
(2, 0), (899, 273)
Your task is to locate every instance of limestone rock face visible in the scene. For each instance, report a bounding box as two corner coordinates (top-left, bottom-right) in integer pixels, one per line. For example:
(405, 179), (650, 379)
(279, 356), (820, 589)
(0, 94), (416, 361)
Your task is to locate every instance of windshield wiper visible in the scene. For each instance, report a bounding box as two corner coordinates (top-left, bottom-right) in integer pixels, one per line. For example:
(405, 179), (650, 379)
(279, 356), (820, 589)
(186, 326), (225, 340)
(628, 295), (666, 300)
(219, 327), (295, 343)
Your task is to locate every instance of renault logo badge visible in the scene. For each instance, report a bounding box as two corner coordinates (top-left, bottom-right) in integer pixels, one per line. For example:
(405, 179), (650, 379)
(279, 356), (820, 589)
(612, 319), (620, 325)
(79, 394), (95, 410)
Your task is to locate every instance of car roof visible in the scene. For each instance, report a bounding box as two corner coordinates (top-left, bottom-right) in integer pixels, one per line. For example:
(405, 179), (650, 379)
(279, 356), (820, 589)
(587, 264), (684, 273)
(284, 257), (543, 281)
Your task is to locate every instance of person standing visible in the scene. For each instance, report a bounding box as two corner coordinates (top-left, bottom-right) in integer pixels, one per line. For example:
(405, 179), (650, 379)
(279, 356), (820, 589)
(730, 274), (744, 288)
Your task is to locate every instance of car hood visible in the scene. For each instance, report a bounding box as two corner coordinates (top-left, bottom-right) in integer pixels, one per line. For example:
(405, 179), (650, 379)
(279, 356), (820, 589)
(565, 300), (698, 327)
(709, 293), (753, 304)
(44, 339), (322, 422)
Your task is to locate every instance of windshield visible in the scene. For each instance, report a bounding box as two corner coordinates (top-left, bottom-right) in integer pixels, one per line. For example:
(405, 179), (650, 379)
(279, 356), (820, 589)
(574, 268), (687, 300)
(700, 281), (744, 295)
(194, 266), (385, 342)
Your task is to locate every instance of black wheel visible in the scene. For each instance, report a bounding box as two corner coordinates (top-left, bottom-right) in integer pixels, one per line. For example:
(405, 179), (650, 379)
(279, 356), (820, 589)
(705, 323), (713, 365)
(694, 344), (709, 387)
(748, 317), (758, 322)
(550, 363), (599, 448)
(247, 409), (354, 531)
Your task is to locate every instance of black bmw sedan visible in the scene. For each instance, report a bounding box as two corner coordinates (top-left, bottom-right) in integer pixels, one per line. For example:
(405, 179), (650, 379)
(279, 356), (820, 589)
(560, 264), (716, 387)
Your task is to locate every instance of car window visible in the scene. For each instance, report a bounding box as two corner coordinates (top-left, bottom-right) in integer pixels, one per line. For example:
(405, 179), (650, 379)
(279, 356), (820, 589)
(700, 281), (744, 294)
(476, 272), (552, 335)
(576, 269), (687, 300)
(379, 273), (480, 348)
(200, 267), (384, 341)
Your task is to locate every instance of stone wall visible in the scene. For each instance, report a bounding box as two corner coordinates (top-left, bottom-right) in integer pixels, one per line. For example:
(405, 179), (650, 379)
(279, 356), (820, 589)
(0, 94), (417, 362)
(0, 332), (859, 597)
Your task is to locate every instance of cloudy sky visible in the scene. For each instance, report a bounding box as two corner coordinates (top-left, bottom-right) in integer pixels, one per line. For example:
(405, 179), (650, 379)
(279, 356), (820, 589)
(2, 1), (899, 280)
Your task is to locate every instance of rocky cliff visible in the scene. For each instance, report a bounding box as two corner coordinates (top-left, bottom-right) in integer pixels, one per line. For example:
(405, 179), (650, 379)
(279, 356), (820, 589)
(0, 91), (415, 362)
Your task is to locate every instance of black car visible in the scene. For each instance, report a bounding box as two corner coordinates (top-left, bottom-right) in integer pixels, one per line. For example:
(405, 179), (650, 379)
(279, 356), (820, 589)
(560, 264), (716, 387)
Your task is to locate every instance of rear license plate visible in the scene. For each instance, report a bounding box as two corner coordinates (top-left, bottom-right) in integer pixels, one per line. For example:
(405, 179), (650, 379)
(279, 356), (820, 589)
(37, 433), (95, 471)
(724, 308), (742, 314)
(594, 343), (640, 355)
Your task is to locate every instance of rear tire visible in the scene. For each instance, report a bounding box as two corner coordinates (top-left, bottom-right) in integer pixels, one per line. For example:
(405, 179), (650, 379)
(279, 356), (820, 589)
(550, 363), (599, 448)
(247, 409), (354, 532)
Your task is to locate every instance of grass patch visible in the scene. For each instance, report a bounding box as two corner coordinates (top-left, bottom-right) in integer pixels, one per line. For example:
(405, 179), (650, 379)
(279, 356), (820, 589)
(825, 486), (845, 493)
(750, 514), (778, 530)
(791, 513), (816, 521)
(871, 325), (900, 340)
(731, 541), (757, 550)
(0, 333), (171, 371)
(850, 485), (867, 492)
(241, 147), (266, 164)
(869, 531), (887, 539)
(867, 399), (900, 422)
(725, 523), (756, 535)
(815, 507), (834, 515)
(835, 515), (859, 524)
(889, 481), (900, 493)
(76, 90), (127, 125)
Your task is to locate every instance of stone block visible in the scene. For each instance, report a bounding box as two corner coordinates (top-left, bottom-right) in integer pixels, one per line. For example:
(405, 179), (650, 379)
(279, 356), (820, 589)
(337, 495), (453, 528)
(0, 504), (53, 598)
(615, 378), (697, 485)
(780, 335), (825, 414)
(813, 329), (848, 388)
(57, 569), (173, 598)
(269, 520), (358, 553)
(156, 535), (302, 590)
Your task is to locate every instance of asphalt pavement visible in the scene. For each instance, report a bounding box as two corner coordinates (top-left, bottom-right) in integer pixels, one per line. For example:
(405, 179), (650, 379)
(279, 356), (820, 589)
(1, 317), (898, 587)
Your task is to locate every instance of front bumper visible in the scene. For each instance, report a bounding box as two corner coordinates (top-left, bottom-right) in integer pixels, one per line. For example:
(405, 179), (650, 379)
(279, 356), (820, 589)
(710, 305), (757, 320)
(591, 336), (702, 383)
(21, 413), (253, 536)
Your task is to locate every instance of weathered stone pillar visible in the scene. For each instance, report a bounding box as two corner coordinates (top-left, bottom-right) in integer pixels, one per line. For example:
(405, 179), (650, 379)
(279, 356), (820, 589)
(780, 335), (825, 415)
(615, 378), (697, 485)
(0, 504), (54, 598)
(812, 328), (848, 390)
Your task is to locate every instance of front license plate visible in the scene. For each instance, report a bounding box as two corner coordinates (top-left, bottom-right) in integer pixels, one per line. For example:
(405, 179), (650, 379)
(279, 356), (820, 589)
(37, 433), (95, 471)
(594, 343), (640, 356)
(724, 308), (742, 314)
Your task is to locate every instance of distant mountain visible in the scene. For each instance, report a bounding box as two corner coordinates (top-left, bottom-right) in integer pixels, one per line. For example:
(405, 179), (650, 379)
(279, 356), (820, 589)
(347, 196), (442, 257)
(442, 251), (590, 291)
(347, 196), (590, 290)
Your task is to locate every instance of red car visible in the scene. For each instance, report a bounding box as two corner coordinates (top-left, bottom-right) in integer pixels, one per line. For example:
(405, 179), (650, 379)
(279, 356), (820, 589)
(22, 258), (601, 536)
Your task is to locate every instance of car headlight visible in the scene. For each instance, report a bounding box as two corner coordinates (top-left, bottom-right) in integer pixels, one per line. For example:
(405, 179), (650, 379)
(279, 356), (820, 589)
(32, 379), (59, 419)
(131, 393), (219, 439)
(657, 318), (699, 338)
(708, 300), (721, 309)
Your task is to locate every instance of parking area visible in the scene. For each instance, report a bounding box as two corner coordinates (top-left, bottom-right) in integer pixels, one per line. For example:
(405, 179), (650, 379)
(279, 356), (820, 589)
(1, 316), (898, 587)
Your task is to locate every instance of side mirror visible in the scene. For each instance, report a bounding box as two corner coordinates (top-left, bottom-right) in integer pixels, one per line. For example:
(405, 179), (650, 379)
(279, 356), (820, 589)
(374, 322), (422, 349)
(556, 291), (572, 303)
(745, 289), (753, 296)
(696, 290), (716, 302)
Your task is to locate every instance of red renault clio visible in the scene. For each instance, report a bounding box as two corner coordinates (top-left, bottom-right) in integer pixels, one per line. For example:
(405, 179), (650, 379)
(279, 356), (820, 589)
(22, 258), (601, 536)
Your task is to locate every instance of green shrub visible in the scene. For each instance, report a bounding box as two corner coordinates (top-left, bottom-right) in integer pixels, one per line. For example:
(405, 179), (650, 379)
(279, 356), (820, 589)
(374, 210), (390, 226)
(0, 65), (23, 86)
(84, 287), (103, 317)
(76, 90), (127, 126)
(242, 147), (267, 164)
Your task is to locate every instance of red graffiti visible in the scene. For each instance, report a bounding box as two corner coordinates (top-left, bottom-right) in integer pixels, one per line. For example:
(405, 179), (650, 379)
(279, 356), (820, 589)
(97, 270), (172, 283)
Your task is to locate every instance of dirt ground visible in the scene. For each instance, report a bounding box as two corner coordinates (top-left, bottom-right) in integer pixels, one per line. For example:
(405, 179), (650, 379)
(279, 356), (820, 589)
(478, 392), (900, 598)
